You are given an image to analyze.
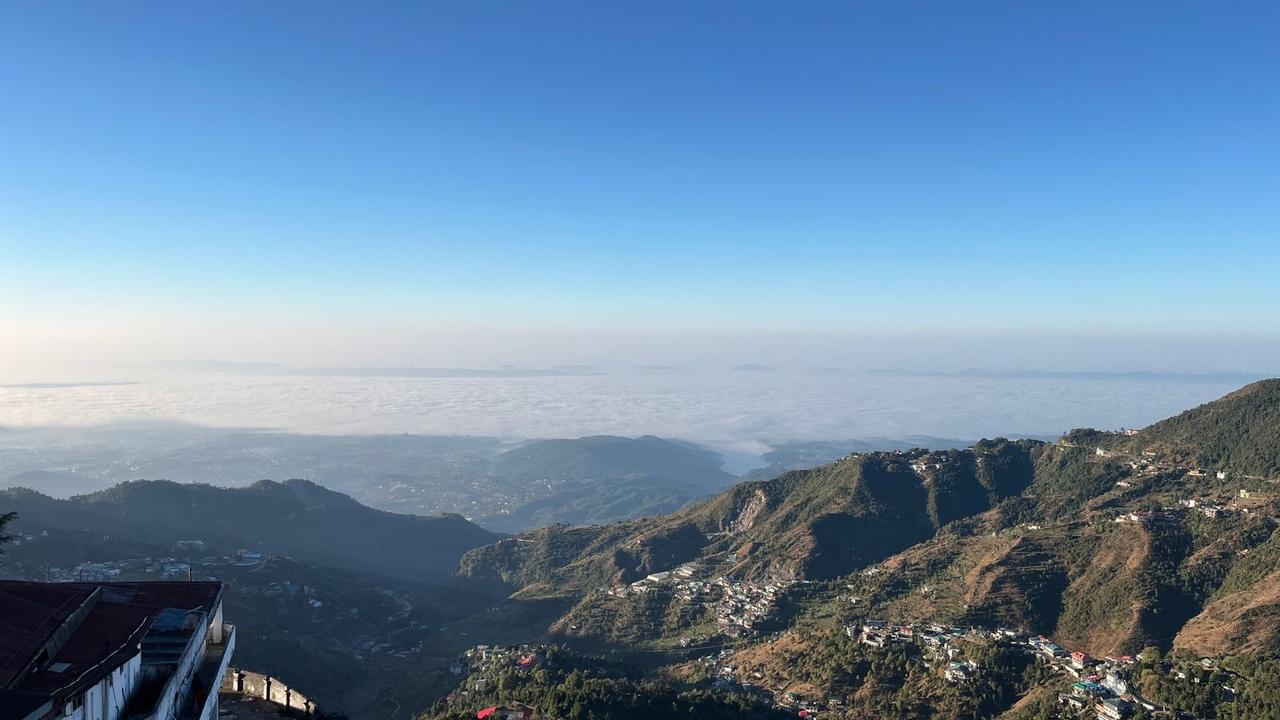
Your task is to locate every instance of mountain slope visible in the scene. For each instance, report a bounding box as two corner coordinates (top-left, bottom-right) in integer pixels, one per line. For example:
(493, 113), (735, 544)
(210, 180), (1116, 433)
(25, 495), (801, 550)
(1097, 378), (1280, 478)
(0, 478), (500, 581)
(1175, 522), (1280, 656)
(457, 440), (1038, 596)
(826, 441), (1280, 657)
(453, 380), (1280, 660)
(493, 435), (733, 490)
(478, 435), (736, 531)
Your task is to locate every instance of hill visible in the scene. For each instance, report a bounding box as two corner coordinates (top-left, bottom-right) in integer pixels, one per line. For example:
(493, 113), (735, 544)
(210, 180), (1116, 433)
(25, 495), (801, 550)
(0, 427), (736, 532)
(478, 435), (736, 531)
(1, 469), (104, 498)
(453, 381), (1280, 664)
(739, 437), (974, 482)
(1068, 378), (1280, 479)
(815, 439), (1280, 657)
(462, 439), (1036, 589)
(419, 645), (791, 720)
(493, 435), (732, 490)
(0, 478), (501, 581)
(1127, 379), (1280, 477)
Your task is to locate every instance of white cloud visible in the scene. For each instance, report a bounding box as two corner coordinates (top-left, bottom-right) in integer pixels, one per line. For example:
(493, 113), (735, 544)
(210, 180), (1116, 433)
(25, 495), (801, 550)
(0, 371), (1248, 458)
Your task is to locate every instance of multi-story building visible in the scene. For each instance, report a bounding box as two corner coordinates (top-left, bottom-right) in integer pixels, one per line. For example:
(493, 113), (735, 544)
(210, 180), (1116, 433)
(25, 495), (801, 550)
(0, 581), (234, 720)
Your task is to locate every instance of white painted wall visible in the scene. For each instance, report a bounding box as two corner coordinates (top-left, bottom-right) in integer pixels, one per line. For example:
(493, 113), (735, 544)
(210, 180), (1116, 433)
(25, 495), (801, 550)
(60, 653), (141, 720)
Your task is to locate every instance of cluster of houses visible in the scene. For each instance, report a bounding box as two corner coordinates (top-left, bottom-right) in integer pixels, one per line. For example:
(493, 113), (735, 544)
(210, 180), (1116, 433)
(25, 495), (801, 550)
(702, 648), (839, 719)
(910, 453), (951, 476)
(11, 546), (267, 583)
(1178, 490), (1266, 518)
(850, 617), (1213, 720)
(1051, 648), (1141, 720)
(1178, 496), (1233, 518)
(456, 644), (545, 679)
(846, 620), (992, 684)
(708, 576), (793, 637)
(446, 645), (553, 714)
(1115, 488), (1271, 525)
(843, 618), (1156, 718)
(606, 559), (795, 638)
(700, 613), (1242, 720)
(1113, 510), (1177, 526)
(1024, 635), (1232, 720)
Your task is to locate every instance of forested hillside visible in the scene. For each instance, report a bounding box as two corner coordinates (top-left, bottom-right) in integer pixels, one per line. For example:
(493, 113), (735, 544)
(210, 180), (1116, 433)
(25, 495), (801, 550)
(1079, 379), (1280, 478)
(443, 381), (1280, 720)
(459, 439), (1038, 595)
(0, 478), (500, 581)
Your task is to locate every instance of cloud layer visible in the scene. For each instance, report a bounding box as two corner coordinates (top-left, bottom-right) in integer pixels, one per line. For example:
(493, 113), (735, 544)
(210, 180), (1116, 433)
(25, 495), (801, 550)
(0, 371), (1248, 458)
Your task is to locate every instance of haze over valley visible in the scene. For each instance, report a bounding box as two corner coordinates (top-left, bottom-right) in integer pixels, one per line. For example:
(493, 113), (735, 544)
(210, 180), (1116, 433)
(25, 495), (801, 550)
(3, 2), (1279, 720)
(0, 369), (1259, 531)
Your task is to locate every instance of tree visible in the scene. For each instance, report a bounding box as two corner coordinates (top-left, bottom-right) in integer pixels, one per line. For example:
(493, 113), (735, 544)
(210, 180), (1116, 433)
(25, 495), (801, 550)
(0, 511), (14, 563)
(1138, 645), (1164, 666)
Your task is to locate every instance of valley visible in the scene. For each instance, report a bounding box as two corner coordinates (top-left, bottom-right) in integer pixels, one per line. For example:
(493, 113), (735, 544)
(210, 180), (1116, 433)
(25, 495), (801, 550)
(4, 380), (1280, 719)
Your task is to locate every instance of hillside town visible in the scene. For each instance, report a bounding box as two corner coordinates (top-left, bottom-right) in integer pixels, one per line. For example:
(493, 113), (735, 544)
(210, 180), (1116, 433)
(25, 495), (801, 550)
(846, 619), (1239, 720)
(685, 613), (1248, 720)
(607, 556), (798, 638)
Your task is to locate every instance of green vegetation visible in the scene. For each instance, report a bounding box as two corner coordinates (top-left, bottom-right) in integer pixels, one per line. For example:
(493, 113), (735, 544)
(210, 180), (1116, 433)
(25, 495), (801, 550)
(1024, 445), (1130, 520)
(0, 509), (14, 558)
(0, 478), (499, 581)
(480, 435), (737, 532)
(745, 625), (1048, 720)
(1133, 650), (1235, 718)
(1220, 656), (1280, 720)
(1123, 379), (1280, 478)
(419, 647), (790, 720)
(14, 380), (1280, 719)
(552, 589), (711, 649)
(456, 524), (619, 590)
(463, 441), (1042, 597)
(1213, 523), (1280, 598)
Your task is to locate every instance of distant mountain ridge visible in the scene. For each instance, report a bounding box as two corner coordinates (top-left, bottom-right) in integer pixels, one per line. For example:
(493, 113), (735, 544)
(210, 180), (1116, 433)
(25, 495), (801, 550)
(0, 478), (500, 581)
(867, 368), (1268, 383)
(494, 435), (731, 490)
(0, 429), (738, 532)
(1, 469), (105, 498)
(478, 435), (736, 531)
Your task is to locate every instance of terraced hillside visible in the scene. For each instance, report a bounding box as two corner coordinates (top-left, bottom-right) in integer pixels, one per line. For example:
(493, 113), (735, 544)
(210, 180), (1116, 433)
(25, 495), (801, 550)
(459, 440), (1039, 594)
(454, 381), (1280, 666)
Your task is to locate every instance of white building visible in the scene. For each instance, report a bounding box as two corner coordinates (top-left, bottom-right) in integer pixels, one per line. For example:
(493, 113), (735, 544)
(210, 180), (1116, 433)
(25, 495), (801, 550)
(0, 581), (234, 720)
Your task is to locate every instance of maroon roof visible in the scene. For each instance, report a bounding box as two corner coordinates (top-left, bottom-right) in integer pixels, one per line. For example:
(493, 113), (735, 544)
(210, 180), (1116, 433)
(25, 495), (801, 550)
(0, 581), (223, 701)
(0, 690), (52, 720)
(0, 583), (94, 689)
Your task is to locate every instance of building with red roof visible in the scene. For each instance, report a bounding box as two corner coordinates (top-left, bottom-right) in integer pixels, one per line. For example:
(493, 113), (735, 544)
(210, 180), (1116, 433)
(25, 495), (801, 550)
(476, 703), (535, 719)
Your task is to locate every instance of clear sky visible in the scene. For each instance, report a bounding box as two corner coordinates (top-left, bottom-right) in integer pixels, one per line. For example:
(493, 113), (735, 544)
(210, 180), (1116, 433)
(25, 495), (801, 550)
(2, 2), (1278, 377)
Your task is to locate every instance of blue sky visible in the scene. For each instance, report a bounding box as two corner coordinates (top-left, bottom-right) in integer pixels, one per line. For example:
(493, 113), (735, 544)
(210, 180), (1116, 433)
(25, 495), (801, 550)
(1, 2), (1278, 374)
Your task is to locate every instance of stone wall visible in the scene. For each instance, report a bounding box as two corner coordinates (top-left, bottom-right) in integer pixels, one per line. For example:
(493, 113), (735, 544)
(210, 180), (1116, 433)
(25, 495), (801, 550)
(221, 667), (318, 715)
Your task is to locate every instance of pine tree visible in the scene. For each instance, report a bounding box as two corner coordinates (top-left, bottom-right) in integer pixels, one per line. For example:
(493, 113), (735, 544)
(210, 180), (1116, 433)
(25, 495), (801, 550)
(0, 511), (15, 561)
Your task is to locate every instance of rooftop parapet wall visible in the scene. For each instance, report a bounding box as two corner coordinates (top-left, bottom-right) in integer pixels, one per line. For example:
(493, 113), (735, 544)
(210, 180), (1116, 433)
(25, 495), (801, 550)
(221, 667), (317, 715)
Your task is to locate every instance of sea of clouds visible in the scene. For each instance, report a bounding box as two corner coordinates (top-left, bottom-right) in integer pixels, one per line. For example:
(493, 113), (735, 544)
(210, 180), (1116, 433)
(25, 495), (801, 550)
(0, 371), (1248, 463)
